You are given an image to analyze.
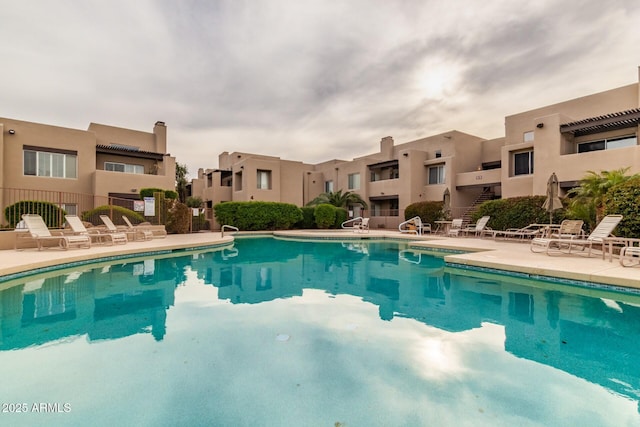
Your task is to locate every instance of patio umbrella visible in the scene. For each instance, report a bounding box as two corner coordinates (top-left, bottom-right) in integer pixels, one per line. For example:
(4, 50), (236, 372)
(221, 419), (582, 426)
(442, 188), (451, 219)
(542, 172), (563, 224)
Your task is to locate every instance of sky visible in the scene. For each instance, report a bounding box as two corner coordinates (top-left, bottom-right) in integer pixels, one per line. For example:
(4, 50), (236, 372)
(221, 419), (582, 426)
(2, 0), (640, 178)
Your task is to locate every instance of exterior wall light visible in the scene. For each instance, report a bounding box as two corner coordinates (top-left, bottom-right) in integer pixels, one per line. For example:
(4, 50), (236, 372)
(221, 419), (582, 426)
(536, 123), (544, 128)
(8, 129), (15, 134)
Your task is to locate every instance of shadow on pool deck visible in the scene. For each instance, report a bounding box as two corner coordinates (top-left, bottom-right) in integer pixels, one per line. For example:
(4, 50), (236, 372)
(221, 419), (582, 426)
(1, 230), (638, 290)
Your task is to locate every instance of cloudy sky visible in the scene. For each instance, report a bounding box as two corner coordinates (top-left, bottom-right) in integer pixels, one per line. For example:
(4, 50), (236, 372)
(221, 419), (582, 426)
(2, 0), (640, 177)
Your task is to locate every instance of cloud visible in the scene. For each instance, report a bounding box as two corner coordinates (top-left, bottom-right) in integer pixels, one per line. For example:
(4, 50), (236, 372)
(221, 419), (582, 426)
(1, 0), (639, 176)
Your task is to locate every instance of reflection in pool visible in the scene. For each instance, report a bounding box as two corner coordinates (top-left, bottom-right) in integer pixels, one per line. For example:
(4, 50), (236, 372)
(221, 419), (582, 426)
(0, 237), (639, 426)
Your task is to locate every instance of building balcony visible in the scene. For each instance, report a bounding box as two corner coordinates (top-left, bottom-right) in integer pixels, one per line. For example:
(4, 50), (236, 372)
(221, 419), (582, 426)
(367, 179), (400, 197)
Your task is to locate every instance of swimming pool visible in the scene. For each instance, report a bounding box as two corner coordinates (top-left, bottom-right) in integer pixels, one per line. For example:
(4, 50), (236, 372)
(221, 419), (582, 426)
(1, 237), (638, 426)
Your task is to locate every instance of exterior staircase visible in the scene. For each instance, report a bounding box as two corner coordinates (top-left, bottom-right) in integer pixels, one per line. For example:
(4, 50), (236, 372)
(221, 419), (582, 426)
(461, 188), (494, 225)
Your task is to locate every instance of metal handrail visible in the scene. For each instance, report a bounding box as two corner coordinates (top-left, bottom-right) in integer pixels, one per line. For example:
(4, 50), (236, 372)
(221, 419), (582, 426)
(221, 224), (239, 237)
(341, 216), (364, 229)
(399, 216), (424, 235)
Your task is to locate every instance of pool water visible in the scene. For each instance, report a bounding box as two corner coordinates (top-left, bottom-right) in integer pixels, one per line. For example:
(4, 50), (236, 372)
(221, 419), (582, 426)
(1, 237), (639, 426)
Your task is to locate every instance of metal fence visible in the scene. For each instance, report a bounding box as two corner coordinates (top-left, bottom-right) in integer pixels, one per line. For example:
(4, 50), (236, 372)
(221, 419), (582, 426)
(0, 187), (168, 230)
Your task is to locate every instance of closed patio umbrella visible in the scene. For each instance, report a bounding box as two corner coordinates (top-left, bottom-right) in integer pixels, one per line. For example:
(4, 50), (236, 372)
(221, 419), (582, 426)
(443, 188), (451, 219)
(542, 172), (563, 224)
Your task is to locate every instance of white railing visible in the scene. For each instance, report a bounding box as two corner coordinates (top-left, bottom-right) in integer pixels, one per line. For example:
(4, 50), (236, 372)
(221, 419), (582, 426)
(221, 224), (239, 237)
(341, 217), (364, 229)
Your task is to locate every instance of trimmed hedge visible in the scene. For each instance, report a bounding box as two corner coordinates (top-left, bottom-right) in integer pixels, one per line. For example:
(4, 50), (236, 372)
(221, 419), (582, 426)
(314, 204), (336, 229)
(5, 200), (66, 228)
(140, 188), (178, 200)
(296, 207), (317, 229)
(334, 207), (348, 229)
(81, 205), (145, 226)
(603, 176), (640, 238)
(472, 196), (567, 231)
(213, 201), (303, 231)
(404, 201), (444, 228)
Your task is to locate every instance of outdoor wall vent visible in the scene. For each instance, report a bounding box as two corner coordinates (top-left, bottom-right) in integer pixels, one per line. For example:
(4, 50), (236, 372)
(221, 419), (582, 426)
(536, 123), (544, 128)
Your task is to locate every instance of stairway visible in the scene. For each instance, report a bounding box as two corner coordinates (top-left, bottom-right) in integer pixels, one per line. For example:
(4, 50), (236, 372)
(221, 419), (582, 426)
(462, 188), (494, 225)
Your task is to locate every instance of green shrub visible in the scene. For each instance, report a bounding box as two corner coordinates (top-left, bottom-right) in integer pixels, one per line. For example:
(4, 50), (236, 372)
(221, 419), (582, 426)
(164, 190), (178, 200)
(166, 202), (190, 234)
(213, 201), (302, 231)
(404, 201), (444, 228)
(4, 200), (66, 228)
(81, 205), (145, 226)
(296, 207), (317, 229)
(334, 208), (348, 229)
(186, 196), (204, 208)
(314, 204), (336, 229)
(473, 196), (567, 231)
(139, 188), (165, 199)
(603, 176), (640, 238)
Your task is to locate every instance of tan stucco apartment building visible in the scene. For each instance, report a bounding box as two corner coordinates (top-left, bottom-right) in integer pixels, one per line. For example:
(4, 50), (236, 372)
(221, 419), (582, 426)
(0, 118), (176, 220)
(192, 68), (640, 229)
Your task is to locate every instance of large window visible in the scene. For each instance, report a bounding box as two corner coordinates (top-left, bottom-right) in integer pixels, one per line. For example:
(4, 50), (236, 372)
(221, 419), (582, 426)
(428, 165), (445, 184)
(513, 150), (534, 175)
(257, 170), (271, 190)
(348, 173), (360, 190)
(577, 135), (637, 153)
(24, 148), (77, 179)
(105, 162), (144, 174)
(325, 180), (334, 193)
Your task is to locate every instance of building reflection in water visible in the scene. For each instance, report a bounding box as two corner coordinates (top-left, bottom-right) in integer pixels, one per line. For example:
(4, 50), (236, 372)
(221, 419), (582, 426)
(1, 237), (639, 408)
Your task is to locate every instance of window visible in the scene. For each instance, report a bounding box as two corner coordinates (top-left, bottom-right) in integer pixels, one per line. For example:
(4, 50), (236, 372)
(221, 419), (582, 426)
(60, 204), (77, 216)
(513, 150), (534, 175)
(325, 180), (334, 193)
(523, 131), (534, 142)
(24, 149), (77, 179)
(348, 173), (360, 190)
(428, 165), (445, 184)
(257, 170), (272, 190)
(577, 135), (637, 153)
(105, 162), (144, 174)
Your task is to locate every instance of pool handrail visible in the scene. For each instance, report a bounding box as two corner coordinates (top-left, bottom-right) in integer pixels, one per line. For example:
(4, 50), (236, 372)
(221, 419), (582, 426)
(341, 217), (364, 230)
(221, 224), (239, 237)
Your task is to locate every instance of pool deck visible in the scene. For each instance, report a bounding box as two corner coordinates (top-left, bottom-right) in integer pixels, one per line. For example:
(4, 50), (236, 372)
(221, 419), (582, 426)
(0, 230), (638, 290)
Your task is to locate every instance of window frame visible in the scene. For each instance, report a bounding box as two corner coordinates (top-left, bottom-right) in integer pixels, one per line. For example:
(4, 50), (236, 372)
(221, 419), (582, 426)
(513, 150), (534, 176)
(428, 164), (445, 185)
(104, 161), (144, 174)
(256, 169), (272, 190)
(23, 148), (77, 179)
(348, 173), (361, 190)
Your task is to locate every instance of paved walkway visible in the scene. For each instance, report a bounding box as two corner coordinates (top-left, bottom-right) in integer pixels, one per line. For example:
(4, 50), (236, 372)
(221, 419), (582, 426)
(1, 230), (638, 290)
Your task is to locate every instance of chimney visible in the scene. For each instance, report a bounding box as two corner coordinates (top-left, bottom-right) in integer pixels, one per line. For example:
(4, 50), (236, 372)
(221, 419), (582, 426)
(380, 136), (394, 158)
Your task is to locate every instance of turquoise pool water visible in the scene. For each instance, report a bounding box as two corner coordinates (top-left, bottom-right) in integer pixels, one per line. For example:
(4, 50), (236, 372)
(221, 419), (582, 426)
(0, 237), (639, 426)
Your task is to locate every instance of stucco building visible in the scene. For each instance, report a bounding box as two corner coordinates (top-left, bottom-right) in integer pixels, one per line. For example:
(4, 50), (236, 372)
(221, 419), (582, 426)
(191, 67), (640, 230)
(0, 118), (176, 220)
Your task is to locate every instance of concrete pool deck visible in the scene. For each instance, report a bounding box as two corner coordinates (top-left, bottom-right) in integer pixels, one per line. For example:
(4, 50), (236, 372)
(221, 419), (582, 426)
(0, 230), (638, 290)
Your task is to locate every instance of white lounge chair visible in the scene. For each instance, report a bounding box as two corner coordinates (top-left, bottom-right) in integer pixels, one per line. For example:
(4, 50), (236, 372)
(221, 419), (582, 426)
(66, 215), (127, 245)
(620, 246), (640, 267)
(492, 224), (545, 240)
(21, 214), (91, 250)
(122, 216), (155, 240)
(447, 219), (464, 236)
(530, 214), (623, 257)
(460, 216), (492, 237)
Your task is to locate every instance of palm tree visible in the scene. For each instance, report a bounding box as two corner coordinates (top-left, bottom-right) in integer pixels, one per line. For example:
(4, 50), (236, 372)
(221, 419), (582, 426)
(568, 167), (636, 229)
(307, 190), (368, 209)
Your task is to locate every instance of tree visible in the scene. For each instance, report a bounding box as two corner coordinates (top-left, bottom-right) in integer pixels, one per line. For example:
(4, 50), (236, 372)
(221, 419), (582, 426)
(306, 190), (368, 209)
(568, 168), (637, 230)
(175, 162), (188, 203)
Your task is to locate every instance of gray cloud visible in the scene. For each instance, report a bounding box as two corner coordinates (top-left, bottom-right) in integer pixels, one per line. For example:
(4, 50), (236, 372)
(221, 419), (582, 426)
(1, 0), (639, 176)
